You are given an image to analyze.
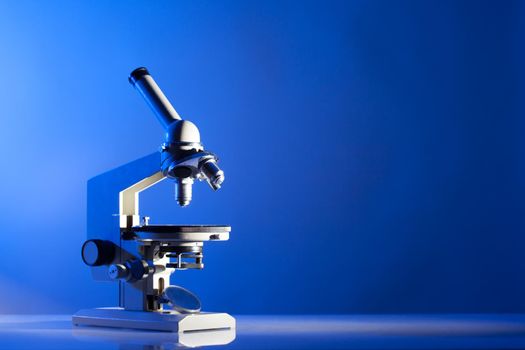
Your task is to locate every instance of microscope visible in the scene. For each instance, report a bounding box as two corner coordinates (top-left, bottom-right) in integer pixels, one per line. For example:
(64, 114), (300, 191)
(73, 68), (235, 333)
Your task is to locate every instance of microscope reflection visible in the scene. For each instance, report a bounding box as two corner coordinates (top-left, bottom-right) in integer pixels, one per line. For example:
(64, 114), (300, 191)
(72, 326), (236, 349)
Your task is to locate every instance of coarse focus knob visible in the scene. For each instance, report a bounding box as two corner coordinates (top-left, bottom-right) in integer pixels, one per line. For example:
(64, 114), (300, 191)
(81, 239), (115, 266)
(108, 264), (129, 280)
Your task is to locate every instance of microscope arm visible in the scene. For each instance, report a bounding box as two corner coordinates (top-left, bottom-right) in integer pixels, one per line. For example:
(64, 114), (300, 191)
(120, 170), (165, 229)
(87, 152), (163, 242)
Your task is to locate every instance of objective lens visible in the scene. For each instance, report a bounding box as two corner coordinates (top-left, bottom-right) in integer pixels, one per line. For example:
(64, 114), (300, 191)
(201, 159), (225, 190)
(175, 177), (193, 206)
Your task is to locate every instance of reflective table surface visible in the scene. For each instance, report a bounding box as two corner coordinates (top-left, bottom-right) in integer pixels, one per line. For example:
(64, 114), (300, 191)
(1, 314), (525, 349)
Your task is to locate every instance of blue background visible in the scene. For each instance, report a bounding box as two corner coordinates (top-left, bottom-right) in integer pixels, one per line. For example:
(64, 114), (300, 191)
(0, 0), (523, 314)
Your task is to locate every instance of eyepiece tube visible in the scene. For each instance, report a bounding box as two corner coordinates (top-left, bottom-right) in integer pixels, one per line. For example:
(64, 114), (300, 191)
(129, 67), (181, 129)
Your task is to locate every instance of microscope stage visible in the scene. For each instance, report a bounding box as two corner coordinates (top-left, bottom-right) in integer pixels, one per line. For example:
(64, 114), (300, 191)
(131, 225), (231, 242)
(134, 225), (231, 233)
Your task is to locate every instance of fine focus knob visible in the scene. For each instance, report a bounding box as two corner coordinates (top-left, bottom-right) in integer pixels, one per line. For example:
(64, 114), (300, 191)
(108, 264), (129, 280)
(108, 260), (151, 282)
(81, 239), (115, 266)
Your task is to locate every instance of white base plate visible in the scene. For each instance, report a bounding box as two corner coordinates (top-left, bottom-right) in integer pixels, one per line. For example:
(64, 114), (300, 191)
(73, 307), (236, 333)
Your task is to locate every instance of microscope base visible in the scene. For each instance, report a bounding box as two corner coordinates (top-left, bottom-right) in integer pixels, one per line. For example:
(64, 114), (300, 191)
(72, 307), (235, 332)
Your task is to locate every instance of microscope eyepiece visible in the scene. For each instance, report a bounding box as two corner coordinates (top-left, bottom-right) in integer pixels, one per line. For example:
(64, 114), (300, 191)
(129, 67), (182, 128)
(128, 67), (150, 86)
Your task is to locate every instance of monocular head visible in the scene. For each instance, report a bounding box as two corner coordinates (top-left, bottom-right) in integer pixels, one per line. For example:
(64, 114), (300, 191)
(129, 67), (225, 207)
(161, 122), (225, 207)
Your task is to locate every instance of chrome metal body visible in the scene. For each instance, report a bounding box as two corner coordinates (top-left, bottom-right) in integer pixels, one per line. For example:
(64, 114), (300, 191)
(73, 67), (234, 333)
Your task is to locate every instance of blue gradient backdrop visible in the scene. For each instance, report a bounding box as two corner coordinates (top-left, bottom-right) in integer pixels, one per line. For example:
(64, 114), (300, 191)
(0, 0), (524, 314)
